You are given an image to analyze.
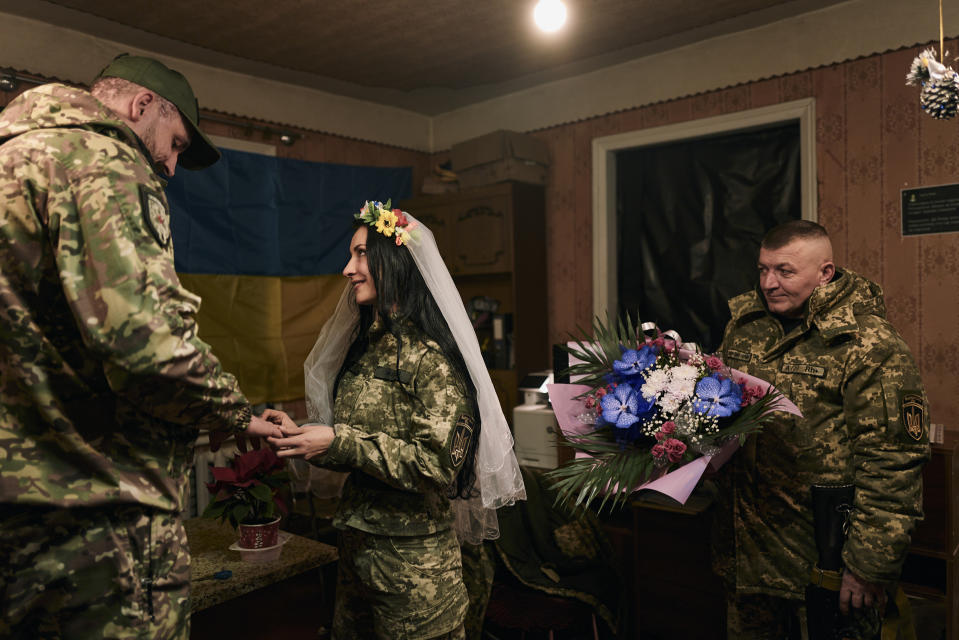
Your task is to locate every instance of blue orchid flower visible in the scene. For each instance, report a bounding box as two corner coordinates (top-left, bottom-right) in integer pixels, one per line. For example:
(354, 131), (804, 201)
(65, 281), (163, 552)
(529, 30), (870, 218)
(692, 373), (743, 418)
(612, 345), (658, 381)
(600, 383), (642, 429)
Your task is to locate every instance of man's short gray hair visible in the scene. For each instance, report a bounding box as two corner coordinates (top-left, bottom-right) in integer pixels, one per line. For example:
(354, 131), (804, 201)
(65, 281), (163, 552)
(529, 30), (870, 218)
(761, 220), (829, 251)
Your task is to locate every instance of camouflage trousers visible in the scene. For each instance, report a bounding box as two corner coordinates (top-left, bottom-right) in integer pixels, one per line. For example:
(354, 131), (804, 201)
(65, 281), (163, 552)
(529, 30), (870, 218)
(332, 527), (469, 640)
(726, 592), (805, 640)
(0, 504), (190, 640)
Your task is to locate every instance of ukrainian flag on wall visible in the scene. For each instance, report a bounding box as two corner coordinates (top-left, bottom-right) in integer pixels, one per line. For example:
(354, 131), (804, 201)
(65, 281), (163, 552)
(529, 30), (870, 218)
(167, 148), (412, 403)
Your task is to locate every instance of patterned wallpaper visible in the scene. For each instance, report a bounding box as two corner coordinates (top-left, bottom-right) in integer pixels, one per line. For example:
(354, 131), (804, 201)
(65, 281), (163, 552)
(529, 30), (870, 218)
(530, 44), (959, 425)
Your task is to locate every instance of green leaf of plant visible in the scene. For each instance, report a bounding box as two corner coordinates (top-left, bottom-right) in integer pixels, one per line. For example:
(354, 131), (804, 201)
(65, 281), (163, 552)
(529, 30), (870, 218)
(247, 483), (273, 503)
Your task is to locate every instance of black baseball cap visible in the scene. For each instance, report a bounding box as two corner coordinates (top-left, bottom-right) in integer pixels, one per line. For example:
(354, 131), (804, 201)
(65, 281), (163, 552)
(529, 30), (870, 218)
(96, 53), (220, 170)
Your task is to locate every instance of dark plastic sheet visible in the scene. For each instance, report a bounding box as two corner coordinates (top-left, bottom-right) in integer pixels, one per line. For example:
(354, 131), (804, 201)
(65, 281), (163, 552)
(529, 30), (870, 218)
(616, 122), (801, 351)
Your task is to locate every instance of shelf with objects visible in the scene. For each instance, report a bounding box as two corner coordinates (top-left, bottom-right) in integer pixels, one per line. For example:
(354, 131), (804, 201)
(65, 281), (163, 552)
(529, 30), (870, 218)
(400, 181), (549, 425)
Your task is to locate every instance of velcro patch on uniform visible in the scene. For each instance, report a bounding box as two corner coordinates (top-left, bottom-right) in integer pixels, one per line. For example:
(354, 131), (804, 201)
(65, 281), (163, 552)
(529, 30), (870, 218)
(725, 349), (752, 363)
(899, 391), (925, 442)
(449, 414), (474, 467)
(373, 366), (412, 384)
(781, 362), (827, 377)
(139, 185), (170, 248)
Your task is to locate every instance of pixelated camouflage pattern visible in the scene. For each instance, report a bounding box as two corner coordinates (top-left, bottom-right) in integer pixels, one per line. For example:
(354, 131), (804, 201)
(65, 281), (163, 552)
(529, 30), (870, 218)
(0, 505), (190, 639)
(459, 541), (495, 640)
(319, 317), (473, 537)
(0, 83), (251, 513)
(725, 591), (804, 639)
(332, 527), (468, 639)
(717, 269), (930, 600)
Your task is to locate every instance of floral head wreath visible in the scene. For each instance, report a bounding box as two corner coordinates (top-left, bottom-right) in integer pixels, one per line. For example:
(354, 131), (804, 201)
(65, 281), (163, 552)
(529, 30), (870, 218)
(355, 199), (419, 246)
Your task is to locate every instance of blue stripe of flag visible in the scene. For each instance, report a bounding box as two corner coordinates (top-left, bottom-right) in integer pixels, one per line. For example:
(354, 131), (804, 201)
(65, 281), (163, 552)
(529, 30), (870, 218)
(166, 147), (412, 276)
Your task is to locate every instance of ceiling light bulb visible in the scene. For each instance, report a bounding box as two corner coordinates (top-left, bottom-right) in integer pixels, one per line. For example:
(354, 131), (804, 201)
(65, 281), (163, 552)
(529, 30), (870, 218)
(534, 0), (566, 33)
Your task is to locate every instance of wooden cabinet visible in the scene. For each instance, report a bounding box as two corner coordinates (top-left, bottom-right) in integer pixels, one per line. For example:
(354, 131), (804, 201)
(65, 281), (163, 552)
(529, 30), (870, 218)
(901, 429), (958, 639)
(400, 182), (549, 421)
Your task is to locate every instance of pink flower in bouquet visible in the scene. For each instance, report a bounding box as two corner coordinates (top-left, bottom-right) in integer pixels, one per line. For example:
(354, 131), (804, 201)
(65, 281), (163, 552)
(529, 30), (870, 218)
(740, 384), (767, 407)
(663, 438), (687, 463)
(651, 443), (666, 459)
(654, 420), (677, 441)
(705, 355), (724, 371)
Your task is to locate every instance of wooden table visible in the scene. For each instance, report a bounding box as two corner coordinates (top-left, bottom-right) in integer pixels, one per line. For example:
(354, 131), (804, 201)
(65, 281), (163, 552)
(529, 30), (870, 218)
(185, 517), (337, 612)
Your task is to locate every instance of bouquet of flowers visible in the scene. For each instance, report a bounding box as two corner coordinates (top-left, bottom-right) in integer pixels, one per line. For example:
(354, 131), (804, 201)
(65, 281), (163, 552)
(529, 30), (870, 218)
(546, 315), (800, 513)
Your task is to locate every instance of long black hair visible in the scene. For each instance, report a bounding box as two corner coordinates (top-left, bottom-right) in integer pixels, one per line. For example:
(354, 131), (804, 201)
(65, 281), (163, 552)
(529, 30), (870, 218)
(335, 220), (480, 499)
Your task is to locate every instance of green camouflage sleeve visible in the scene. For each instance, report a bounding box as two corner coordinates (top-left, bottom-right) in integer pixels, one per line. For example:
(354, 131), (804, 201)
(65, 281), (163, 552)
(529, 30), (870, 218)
(323, 348), (470, 492)
(46, 137), (250, 434)
(841, 333), (930, 585)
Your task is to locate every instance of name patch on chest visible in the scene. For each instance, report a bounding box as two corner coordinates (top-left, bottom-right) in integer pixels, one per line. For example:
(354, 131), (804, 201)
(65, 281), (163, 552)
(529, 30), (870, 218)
(725, 349), (753, 363)
(373, 366), (412, 384)
(781, 363), (827, 377)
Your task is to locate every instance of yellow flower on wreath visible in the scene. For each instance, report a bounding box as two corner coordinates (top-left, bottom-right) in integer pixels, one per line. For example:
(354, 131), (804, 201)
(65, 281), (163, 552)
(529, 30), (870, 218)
(375, 207), (398, 237)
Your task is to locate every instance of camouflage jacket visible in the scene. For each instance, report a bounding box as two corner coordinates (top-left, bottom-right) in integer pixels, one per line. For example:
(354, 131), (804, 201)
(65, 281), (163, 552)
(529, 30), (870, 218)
(717, 269), (929, 597)
(319, 318), (474, 537)
(0, 83), (251, 513)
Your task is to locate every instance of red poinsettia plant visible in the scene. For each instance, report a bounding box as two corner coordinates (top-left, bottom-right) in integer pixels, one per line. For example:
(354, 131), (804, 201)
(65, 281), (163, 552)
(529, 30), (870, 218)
(202, 446), (290, 529)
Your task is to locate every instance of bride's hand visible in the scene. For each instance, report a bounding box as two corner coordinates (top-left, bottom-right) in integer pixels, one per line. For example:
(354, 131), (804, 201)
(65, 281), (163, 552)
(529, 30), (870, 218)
(268, 425), (335, 460)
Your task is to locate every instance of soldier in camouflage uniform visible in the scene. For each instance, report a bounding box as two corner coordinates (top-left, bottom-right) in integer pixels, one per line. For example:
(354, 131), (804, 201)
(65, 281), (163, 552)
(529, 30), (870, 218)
(714, 220), (930, 638)
(0, 54), (281, 639)
(265, 215), (483, 639)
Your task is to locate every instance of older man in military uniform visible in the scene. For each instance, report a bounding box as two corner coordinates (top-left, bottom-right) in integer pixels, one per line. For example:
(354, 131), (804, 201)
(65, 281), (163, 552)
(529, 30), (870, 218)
(0, 55), (280, 638)
(714, 220), (930, 638)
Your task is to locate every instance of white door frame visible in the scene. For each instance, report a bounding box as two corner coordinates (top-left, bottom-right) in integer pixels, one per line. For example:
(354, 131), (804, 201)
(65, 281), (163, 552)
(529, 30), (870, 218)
(591, 98), (817, 318)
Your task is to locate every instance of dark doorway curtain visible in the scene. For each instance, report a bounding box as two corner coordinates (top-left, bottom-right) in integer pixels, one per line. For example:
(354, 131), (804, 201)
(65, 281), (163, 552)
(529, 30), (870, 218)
(616, 122), (801, 352)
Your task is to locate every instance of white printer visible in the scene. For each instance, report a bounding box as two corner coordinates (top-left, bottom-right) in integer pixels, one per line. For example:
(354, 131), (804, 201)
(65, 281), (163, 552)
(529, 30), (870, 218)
(512, 371), (560, 469)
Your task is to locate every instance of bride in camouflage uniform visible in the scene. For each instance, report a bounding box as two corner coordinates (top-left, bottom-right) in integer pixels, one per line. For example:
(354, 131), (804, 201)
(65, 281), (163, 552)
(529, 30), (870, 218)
(265, 202), (525, 640)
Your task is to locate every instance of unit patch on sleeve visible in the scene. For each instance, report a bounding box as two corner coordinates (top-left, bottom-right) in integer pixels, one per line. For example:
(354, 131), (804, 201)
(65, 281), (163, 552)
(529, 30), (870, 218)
(448, 414), (474, 467)
(140, 185), (170, 248)
(899, 391), (926, 442)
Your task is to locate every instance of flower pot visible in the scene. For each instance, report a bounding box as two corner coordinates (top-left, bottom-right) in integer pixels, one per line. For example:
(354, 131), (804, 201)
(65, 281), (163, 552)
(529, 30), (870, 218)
(238, 517), (280, 549)
(229, 532), (291, 563)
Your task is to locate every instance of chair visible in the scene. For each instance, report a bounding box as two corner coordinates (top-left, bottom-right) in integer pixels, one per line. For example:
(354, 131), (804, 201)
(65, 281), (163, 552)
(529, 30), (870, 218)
(484, 580), (599, 640)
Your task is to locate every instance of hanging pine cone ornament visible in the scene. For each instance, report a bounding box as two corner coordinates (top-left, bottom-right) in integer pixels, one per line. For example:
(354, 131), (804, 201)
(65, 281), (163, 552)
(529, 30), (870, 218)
(906, 47), (959, 120)
(921, 75), (959, 118)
